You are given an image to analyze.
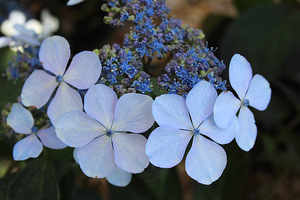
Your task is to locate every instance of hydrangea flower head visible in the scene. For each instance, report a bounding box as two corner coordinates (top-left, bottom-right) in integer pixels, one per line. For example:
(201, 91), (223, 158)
(6, 103), (67, 161)
(146, 80), (238, 185)
(21, 35), (102, 124)
(213, 54), (271, 151)
(55, 84), (154, 182)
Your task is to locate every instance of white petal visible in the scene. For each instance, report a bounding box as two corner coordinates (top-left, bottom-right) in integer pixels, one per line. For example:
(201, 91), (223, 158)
(146, 127), (192, 168)
(77, 136), (116, 178)
(245, 74), (271, 111)
(84, 84), (117, 129)
(21, 70), (58, 109)
(112, 93), (155, 133)
(64, 51), (102, 89)
(229, 54), (253, 99)
(14, 34), (40, 46)
(186, 80), (217, 128)
(47, 82), (83, 125)
(1, 10), (26, 36)
(236, 106), (257, 151)
(55, 111), (105, 148)
(112, 133), (149, 173)
(25, 19), (43, 35)
(13, 134), (43, 161)
(39, 36), (70, 75)
(185, 135), (227, 185)
(152, 94), (193, 130)
(40, 9), (59, 38)
(67, 0), (85, 6)
(213, 91), (241, 129)
(106, 167), (132, 187)
(0, 36), (12, 48)
(200, 114), (238, 145)
(36, 126), (67, 149)
(7, 103), (33, 134)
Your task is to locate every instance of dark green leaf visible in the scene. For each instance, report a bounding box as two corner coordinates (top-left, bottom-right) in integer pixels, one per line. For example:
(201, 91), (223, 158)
(7, 158), (59, 200)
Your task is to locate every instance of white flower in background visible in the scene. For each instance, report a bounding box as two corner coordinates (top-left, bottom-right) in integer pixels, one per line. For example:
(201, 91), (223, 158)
(67, 0), (85, 6)
(213, 54), (271, 151)
(0, 9), (59, 49)
(6, 103), (67, 161)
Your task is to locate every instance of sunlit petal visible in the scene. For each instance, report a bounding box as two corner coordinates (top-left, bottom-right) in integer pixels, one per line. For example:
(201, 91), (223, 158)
(7, 103), (33, 134)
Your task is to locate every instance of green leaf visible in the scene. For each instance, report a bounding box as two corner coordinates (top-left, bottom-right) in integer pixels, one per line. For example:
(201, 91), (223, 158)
(220, 2), (300, 82)
(7, 158), (59, 200)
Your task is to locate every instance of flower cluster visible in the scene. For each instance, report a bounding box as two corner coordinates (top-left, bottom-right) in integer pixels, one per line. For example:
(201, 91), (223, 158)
(2, 0), (272, 188)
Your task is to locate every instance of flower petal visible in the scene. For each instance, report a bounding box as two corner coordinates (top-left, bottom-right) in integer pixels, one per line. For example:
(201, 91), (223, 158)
(21, 70), (58, 108)
(64, 51), (101, 89)
(39, 36), (70, 75)
(36, 126), (67, 149)
(152, 94), (193, 130)
(0, 36), (12, 48)
(1, 10), (26, 36)
(47, 82), (83, 125)
(77, 136), (115, 178)
(185, 135), (227, 185)
(84, 84), (117, 129)
(7, 103), (33, 134)
(229, 54), (252, 100)
(146, 127), (192, 168)
(186, 80), (217, 128)
(112, 133), (149, 173)
(200, 114), (238, 145)
(112, 93), (154, 133)
(213, 91), (241, 129)
(106, 167), (132, 187)
(55, 111), (105, 148)
(67, 0), (85, 6)
(245, 74), (271, 111)
(13, 134), (43, 161)
(236, 106), (257, 151)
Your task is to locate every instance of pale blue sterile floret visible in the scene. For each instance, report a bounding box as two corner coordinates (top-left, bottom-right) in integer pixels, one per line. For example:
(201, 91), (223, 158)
(213, 54), (272, 151)
(20, 35), (102, 125)
(145, 80), (239, 185)
(6, 103), (67, 161)
(55, 84), (155, 187)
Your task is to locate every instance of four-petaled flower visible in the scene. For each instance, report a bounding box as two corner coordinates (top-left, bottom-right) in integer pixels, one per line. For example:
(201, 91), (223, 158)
(55, 84), (154, 183)
(146, 80), (238, 185)
(21, 35), (102, 124)
(6, 103), (67, 161)
(213, 54), (271, 151)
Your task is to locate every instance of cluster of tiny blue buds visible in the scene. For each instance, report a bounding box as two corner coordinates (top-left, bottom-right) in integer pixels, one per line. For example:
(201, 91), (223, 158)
(100, 0), (228, 97)
(7, 46), (42, 81)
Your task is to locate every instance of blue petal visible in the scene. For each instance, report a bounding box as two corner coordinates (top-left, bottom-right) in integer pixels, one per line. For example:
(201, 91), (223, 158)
(185, 135), (227, 185)
(213, 91), (241, 129)
(186, 80), (217, 128)
(37, 126), (67, 149)
(77, 136), (116, 178)
(112, 133), (149, 173)
(236, 106), (257, 151)
(7, 103), (33, 134)
(106, 167), (132, 187)
(229, 54), (252, 100)
(146, 127), (193, 168)
(13, 134), (43, 161)
(200, 114), (238, 145)
(152, 94), (193, 130)
(245, 74), (271, 111)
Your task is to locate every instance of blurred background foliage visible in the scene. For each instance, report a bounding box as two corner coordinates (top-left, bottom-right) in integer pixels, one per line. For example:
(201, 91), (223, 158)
(0, 0), (300, 199)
